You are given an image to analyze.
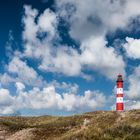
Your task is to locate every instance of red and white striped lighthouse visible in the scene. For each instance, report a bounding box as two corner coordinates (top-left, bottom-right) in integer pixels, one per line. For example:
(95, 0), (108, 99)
(116, 74), (124, 111)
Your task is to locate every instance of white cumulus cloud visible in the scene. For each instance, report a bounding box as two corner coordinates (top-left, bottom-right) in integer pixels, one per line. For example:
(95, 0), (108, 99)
(80, 36), (125, 79)
(126, 66), (140, 100)
(0, 56), (45, 87)
(123, 37), (140, 59)
(22, 5), (125, 80)
(125, 100), (140, 110)
(0, 88), (15, 115)
(0, 84), (106, 115)
(57, 0), (140, 41)
(15, 82), (25, 91)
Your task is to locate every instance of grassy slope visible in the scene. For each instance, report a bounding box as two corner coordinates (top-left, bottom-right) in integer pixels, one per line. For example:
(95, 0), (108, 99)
(0, 110), (140, 140)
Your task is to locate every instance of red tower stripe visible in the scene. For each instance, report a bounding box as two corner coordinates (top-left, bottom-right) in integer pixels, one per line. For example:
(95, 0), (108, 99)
(116, 103), (124, 111)
(117, 84), (123, 88)
(116, 94), (123, 97)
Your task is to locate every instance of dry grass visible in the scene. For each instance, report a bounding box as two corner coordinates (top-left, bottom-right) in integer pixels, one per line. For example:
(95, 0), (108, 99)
(0, 110), (139, 140)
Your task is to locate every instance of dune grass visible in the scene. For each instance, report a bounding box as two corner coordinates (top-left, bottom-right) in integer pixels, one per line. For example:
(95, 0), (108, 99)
(0, 110), (139, 140)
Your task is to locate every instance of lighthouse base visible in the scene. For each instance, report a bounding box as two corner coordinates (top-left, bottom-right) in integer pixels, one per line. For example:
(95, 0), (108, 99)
(116, 103), (124, 111)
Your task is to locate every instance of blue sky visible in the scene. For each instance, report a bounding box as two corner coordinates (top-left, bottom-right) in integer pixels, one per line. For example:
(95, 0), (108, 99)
(0, 0), (140, 116)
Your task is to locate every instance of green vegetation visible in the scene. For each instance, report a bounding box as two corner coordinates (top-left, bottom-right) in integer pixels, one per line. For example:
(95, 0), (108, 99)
(0, 110), (140, 140)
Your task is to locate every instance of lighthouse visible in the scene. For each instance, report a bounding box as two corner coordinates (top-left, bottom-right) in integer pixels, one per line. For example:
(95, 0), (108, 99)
(116, 74), (124, 111)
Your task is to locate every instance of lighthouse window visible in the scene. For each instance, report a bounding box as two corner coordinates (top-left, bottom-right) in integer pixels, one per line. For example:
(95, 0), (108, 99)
(117, 88), (123, 93)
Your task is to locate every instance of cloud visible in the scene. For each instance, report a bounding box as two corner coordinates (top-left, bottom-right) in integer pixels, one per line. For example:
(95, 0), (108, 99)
(8, 57), (45, 87)
(0, 56), (45, 87)
(22, 85), (105, 112)
(0, 88), (15, 115)
(123, 37), (140, 59)
(0, 84), (106, 115)
(22, 5), (38, 42)
(126, 66), (140, 100)
(22, 5), (125, 80)
(0, 89), (14, 106)
(39, 36), (125, 79)
(15, 82), (25, 91)
(125, 100), (140, 110)
(80, 36), (125, 79)
(0, 73), (15, 85)
(56, 0), (140, 41)
(23, 5), (57, 44)
(49, 81), (79, 94)
(38, 46), (82, 76)
(122, 65), (140, 110)
(38, 8), (58, 39)
(22, 6), (83, 77)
